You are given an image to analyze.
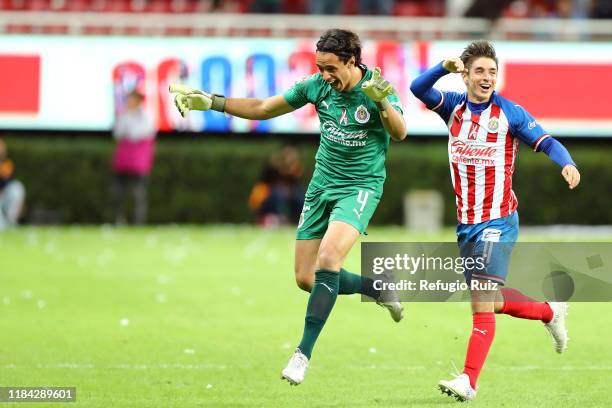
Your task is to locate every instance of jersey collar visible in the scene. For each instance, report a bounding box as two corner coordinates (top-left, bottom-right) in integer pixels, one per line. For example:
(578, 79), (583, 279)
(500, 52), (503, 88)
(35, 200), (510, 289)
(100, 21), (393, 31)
(466, 91), (496, 114)
(344, 64), (370, 93)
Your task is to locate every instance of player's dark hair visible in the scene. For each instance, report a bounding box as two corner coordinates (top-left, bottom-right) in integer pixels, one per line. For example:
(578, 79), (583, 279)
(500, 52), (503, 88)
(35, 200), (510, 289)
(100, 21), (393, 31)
(316, 29), (362, 65)
(460, 40), (498, 70)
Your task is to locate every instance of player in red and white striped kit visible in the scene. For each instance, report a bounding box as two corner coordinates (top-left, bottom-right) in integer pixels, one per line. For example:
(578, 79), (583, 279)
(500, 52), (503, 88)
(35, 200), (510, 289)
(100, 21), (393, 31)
(410, 40), (581, 401)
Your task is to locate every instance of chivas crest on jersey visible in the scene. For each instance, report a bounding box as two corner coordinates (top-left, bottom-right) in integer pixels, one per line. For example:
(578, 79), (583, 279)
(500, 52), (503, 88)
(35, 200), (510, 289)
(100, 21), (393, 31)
(354, 105), (370, 124)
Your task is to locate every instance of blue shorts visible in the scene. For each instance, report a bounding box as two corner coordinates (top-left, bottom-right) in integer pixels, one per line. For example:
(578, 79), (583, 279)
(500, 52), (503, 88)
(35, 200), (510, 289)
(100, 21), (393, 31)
(457, 212), (519, 285)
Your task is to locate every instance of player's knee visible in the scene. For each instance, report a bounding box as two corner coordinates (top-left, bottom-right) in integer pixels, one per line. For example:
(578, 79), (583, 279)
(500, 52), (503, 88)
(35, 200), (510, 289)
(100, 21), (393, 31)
(471, 301), (495, 313)
(316, 248), (341, 271)
(295, 275), (313, 292)
(294, 268), (313, 292)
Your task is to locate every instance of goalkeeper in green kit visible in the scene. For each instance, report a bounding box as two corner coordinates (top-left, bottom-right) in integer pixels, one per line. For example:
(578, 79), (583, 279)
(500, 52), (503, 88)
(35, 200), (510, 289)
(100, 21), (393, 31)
(169, 29), (407, 385)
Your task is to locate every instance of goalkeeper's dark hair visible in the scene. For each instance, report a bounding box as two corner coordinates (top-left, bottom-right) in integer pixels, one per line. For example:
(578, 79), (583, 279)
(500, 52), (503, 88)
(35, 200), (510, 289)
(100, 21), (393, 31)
(460, 40), (498, 70)
(316, 29), (362, 65)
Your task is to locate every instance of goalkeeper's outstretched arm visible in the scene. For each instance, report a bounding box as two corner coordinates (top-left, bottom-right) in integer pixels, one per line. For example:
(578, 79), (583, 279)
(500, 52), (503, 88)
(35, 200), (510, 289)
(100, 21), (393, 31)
(169, 84), (295, 120)
(224, 95), (295, 120)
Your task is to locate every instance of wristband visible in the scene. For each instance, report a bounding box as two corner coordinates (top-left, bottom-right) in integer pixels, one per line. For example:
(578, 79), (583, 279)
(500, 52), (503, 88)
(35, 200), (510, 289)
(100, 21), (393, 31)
(376, 100), (389, 119)
(211, 94), (226, 112)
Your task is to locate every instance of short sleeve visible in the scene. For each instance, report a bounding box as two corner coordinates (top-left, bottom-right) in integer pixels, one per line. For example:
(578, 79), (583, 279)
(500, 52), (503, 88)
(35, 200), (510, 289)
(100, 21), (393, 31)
(433, 91), (466, 124)
(283, 74), (319, 110)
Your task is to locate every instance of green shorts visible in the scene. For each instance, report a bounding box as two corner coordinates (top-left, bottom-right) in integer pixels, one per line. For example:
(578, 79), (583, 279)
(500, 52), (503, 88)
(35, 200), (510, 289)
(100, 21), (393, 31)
(296, 185), (382, 240)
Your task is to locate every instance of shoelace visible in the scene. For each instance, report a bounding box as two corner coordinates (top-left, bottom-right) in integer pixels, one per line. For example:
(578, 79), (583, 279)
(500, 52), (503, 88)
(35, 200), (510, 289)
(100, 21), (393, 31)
(449, 360), (477, 393)
(450, 360), (462, 379)
(293, 354), (308, 369)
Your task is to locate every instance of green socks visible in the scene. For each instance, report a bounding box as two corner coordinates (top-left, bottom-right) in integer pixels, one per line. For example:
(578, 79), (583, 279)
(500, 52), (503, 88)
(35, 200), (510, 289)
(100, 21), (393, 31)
(297, 270), (340, 359)
(296, 269), (382, 359)
(338, 268), (380, 300)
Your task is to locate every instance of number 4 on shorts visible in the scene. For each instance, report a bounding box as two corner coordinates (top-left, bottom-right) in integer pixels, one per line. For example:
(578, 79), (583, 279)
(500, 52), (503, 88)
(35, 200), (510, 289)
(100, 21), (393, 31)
(353, 190), (369, 219)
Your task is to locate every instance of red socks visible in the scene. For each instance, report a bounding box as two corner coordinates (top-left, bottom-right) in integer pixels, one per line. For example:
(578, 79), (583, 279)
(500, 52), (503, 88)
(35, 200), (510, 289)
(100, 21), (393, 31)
(463, 289), (554, 389)
(464, 312), (496, 389)
(499, 288), (553, 323)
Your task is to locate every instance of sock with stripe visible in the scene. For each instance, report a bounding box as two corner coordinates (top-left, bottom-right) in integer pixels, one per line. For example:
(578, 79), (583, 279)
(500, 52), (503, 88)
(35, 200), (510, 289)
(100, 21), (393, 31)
(499, 287), (553, 323)
(463, 312), (496, 389)
(297, 269), (340, 359)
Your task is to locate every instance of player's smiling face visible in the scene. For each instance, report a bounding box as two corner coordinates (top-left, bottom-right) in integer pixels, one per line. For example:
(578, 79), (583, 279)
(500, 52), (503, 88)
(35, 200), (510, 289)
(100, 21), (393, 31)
(316, 52), (354, 92)
(462, 57), (497, 103)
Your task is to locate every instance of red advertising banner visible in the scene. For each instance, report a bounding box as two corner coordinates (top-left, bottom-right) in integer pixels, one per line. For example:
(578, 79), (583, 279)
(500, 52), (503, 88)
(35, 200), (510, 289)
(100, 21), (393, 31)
(0, 55), (40, 114)
(0, 37), (611, 136)
(503, 63), (612, 120)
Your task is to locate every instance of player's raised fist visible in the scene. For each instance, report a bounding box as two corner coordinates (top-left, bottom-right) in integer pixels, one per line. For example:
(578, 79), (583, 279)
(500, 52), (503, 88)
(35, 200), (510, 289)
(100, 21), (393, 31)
(562, 165), (581, 189)
(362, 67), (394, 102)
(168, 84), (213, 117)
(443, 58), (466, 74)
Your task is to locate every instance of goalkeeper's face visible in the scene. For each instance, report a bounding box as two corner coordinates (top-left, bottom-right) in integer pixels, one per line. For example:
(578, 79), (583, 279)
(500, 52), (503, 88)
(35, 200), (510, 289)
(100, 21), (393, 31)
(316, 52), (355, 92)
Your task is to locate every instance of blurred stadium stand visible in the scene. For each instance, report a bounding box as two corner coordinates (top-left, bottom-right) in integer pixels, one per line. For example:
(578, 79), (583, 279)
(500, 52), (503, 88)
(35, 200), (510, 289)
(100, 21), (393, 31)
(1, 1), (610, 226)
(0, 0), (611, 40)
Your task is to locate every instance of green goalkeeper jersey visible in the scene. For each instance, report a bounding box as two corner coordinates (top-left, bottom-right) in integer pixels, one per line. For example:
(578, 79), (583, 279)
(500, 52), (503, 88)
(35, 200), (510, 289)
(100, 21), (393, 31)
(283, 66), (403, 191)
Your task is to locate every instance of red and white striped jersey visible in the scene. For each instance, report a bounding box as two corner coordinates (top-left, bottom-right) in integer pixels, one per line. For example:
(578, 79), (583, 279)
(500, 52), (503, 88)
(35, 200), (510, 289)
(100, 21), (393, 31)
(432, 91), (549, 224)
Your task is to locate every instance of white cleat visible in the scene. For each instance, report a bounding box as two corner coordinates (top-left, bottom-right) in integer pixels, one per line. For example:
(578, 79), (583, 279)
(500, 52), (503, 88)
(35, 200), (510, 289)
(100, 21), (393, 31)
(281, 349), (309, 386)
(438, 373), (477, 402)
(375, 270), (404, 322)
(376, 299), (404, 322)
(544, 302), (569, 354)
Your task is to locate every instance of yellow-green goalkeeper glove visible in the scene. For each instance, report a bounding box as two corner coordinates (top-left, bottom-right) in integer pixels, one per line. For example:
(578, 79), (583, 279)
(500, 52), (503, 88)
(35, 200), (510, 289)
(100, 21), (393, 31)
(361, 67), (394, 102)
(168, 84), (226, 117)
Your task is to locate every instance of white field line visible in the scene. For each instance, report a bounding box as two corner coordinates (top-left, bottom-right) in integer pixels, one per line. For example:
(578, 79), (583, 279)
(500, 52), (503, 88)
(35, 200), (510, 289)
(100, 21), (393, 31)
(349, 364), (612, 371)
(2, 363), (611, 371)
(1, 363), (233, 369)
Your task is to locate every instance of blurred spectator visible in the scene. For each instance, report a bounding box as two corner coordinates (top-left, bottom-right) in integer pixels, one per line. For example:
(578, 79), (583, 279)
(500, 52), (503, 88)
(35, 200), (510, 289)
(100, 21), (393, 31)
(446, 0), (474, 17)
(502, 0), (595, 19)
(570, 0), (591, 19)
(250, 0), (281, 13)
(111, 90), (156, 225)
(592, 0), (612, 18)
(358, 0), (395, 15)
(248, 146), (305, 227)
(197, 0), (224, 12)
(503, 0), (530, 17)
(465, 0), (513, 20)
(196, 0), (241, 12)
(308, 0), (342, 14)
(529, 0), (554, 18)
(0, 138), (26, 230)
(393, 0), (445, 16)
(556, 0), (573, 18)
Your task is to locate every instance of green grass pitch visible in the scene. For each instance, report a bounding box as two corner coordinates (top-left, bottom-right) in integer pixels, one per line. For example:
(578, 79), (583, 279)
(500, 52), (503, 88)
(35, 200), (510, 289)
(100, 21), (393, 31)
(0, 226), (610, 407)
